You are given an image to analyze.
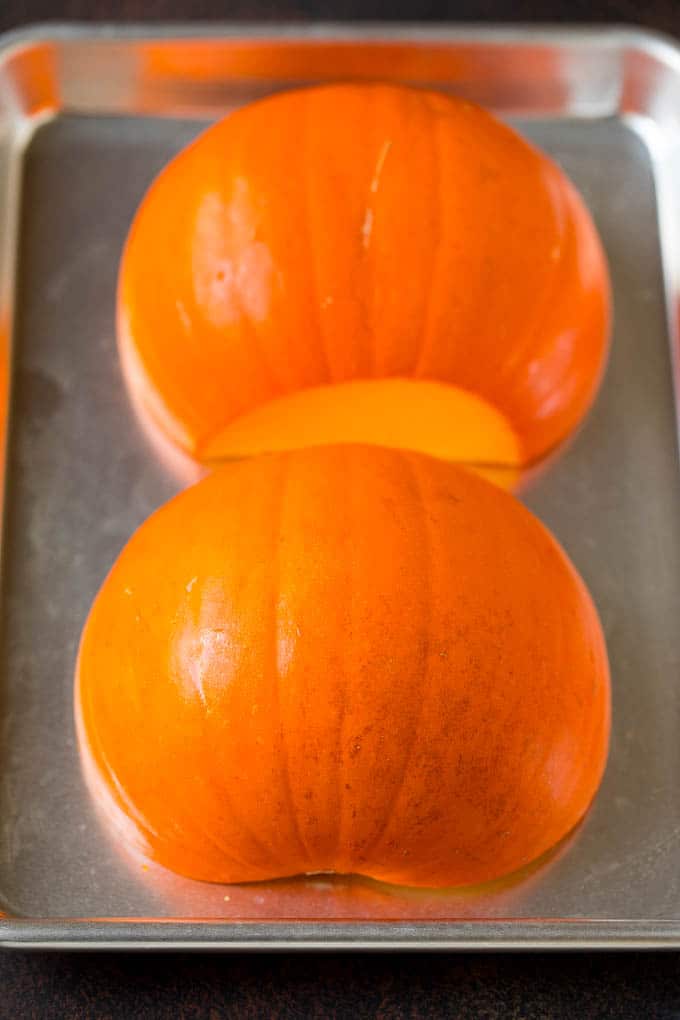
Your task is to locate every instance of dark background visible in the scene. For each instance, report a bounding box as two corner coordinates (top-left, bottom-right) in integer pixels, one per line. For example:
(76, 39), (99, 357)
(2, 2), (680, 1018)
(2, 0), (680, 34)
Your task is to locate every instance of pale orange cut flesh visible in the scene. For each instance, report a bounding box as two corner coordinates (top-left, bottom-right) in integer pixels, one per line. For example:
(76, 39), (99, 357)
(200, 378), (523, 490)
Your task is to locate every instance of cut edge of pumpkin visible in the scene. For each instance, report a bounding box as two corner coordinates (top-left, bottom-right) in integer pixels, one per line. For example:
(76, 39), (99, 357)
(199, 378), (524, 491)
(121, 309), (525, 491)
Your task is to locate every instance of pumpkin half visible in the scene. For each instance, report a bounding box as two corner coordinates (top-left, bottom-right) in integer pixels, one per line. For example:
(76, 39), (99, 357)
(118, 83), (610, 480)
(76, 444), (610, 888)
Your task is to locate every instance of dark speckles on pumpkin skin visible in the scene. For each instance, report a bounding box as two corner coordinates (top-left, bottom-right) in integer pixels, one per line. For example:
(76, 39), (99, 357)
(386, 839), (411, 856)
(432, 488), (462, 505)
(347, 724), (374, 759)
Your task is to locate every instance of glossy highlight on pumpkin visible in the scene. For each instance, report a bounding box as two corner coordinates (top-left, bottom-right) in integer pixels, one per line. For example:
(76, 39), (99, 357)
(76, 445), (610, 888)
(118, 83), (610, 475)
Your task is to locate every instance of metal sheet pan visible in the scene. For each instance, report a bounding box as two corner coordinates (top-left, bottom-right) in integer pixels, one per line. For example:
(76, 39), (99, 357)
(1, 22), (680, 950)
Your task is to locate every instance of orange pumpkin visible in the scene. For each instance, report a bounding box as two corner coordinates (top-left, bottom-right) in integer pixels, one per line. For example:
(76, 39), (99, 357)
(118, 83), (610, 479)
(76, 445), (610, 888)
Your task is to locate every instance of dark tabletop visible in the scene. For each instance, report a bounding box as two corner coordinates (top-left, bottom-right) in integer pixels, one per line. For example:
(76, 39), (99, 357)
(2, 2), (680, 1018)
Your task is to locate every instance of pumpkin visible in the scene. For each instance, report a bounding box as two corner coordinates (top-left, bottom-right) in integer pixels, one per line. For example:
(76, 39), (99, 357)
(118, 83), (610, 479)
(76, 444), (610, 888)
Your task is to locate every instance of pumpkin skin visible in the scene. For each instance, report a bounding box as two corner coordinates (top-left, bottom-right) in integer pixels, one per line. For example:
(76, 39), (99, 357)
(118, 83), (610, 469)
(76, 444), (610, 888)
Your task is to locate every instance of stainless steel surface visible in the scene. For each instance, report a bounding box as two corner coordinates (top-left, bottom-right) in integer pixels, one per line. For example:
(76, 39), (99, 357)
(0, 23), (680, 949)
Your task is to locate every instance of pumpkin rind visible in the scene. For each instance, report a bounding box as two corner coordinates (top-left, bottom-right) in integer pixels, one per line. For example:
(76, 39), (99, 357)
(76, 445), (610, 887)
(118, 83), (610, 468)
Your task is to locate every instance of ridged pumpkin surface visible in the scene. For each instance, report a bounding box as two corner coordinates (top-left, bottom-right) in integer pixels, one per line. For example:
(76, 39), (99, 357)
(118, 83), (609, 469)
(76, 445), (610, 887)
